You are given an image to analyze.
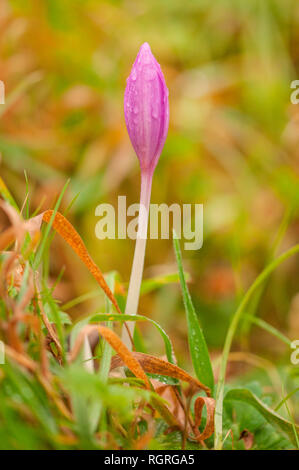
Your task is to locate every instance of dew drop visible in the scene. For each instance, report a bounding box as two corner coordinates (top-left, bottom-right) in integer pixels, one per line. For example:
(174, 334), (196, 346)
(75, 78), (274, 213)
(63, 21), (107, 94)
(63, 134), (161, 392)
(131, 68), (137, 81)
(143, 52), (151, 65)
(152, 106), (158, 119)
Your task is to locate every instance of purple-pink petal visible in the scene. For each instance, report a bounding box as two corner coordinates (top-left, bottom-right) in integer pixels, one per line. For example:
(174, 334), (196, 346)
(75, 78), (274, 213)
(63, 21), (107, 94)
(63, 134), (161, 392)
(124, 43), (169, 173)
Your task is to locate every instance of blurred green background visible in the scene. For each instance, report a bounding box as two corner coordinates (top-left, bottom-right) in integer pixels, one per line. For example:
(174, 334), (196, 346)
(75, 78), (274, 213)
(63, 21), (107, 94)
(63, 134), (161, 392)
(0, 0), (299, 372)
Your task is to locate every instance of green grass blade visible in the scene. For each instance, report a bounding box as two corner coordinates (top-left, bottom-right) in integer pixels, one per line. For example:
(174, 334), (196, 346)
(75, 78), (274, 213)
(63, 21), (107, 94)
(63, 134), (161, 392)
(173, 232), (214, 392)
(0, 176), (19, 211)
(94, 272), (116, 432)
(140, 272), (190, 295)
(243, 314), (291, 346)
(33, 179), (69, 269)
(98, 272), (116, 383)
(86, 312), (175, 364)
(275, 388), (299, 412)
(0, 71), (42, 119)
(214, 243), (299, 449)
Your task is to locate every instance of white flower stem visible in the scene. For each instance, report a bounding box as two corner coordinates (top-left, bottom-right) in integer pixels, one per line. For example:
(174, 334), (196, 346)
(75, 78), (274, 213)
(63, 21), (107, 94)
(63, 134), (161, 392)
(122, 170), (153, 349)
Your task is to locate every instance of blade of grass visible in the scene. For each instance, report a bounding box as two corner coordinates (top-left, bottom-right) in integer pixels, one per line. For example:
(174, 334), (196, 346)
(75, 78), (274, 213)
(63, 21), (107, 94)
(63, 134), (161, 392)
(282, 386), (299, 448)
(240, 205), (293, 340)
(42, 285), (66, 362)
(99, 273), (116, 381)
(139, 272), (190, 295)
(0, 176), (19, 211)
(243, 314), (291, 346)
(173, 231), (214, 392)
(0, 71), (43, 119)
(92, 272), (116, 432)
(23, 170), (30, 220)
(33, 179), (70, 269)
(89, 312), (175, 364)
(62, 290), (102, 311)
(275, 388), (299, 412)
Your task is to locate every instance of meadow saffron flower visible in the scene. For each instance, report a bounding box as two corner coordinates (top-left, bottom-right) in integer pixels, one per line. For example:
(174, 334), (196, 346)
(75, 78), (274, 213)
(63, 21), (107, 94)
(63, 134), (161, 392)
(122, 43), (169, 347)
(124, 42), (169, 173)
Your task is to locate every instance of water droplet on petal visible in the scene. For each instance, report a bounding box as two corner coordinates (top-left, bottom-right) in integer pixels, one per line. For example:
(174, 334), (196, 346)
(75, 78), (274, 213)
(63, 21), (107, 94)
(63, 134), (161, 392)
(131, 68), (137, 81)
(152, 109), (158, 119)
(143, 52), (151, 65)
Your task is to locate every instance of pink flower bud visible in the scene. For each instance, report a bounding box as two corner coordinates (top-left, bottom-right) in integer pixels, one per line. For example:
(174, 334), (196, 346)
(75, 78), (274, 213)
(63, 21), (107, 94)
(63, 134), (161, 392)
(124, 42), (169, 173)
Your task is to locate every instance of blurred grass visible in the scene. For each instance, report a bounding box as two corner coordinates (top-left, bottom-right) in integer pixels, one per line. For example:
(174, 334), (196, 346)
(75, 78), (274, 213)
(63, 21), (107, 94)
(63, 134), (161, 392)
(0, 0), (299, 443)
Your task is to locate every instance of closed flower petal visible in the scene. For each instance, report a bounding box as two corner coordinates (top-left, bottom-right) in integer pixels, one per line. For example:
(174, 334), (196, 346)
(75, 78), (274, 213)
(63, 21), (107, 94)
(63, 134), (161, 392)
(124, 42), (169, 173)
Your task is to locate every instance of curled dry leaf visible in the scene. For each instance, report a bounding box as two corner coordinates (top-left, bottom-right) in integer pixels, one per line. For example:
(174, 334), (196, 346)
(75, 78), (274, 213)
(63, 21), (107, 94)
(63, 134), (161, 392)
(69, 324), (151, 389)
(193, 396), (215, 441)
(111, 352), (211, 396)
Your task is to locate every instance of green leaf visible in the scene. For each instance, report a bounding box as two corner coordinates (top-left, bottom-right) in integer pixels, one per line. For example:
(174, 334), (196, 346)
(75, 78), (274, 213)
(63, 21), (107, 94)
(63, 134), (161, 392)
(147, 373), (178, 386)
(224, 388), (299, 447)
(44, 303), (72, 325)
(173, 232), (214, 393)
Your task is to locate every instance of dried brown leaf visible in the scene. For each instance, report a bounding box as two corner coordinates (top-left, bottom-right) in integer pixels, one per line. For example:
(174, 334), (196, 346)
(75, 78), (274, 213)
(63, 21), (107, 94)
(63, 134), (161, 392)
(42, 210), (121, 315)
(193, 396), (215, 441)
(69, 324), (151, 389)
(111, 352), (211, 395)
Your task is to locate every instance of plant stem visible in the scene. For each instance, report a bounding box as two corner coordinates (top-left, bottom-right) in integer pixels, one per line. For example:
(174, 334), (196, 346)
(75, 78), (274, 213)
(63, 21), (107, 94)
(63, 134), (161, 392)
(122, 170), (153, 348)
(88, 273), (116, 433)
(214, 244), (299, 450)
